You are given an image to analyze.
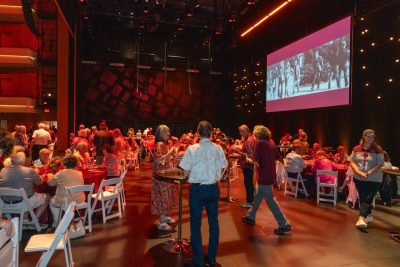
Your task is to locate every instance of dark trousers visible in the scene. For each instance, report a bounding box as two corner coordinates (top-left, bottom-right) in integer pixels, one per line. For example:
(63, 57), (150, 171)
(354, 179), (380, 217)
(31, 144), (48, 161)
(189, 183), (220, 266)
(242, 167), (254, 203)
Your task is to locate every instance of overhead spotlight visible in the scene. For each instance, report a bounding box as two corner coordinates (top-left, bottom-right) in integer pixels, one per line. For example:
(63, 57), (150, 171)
(143, 9), (149, 14)
(228, 15), (236, 23)
(247, 0), (255, 5)
(186, 11), (193, 17)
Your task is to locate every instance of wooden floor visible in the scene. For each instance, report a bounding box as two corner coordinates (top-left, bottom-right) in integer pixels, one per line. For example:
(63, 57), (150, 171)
(19, 162), (400, 267)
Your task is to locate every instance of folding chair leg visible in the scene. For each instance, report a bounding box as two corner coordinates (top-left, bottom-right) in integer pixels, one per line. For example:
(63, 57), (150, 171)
(64, 245), (70, 267)
(117, 196), (122, 219)
(19, 212), (24, 241)
(295, 180), (299, 198)
(88, 209), (93, 232)
(101, 201), (107, 224)
(28, 208), (41, 232)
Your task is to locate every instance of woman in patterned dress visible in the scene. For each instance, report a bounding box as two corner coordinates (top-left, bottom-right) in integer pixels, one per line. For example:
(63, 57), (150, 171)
(151, 125), (178, 230)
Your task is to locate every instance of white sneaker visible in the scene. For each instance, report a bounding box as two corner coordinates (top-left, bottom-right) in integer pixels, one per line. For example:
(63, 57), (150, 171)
(364, 215), (373, 224)
(355, 218), (368, 229)
(240, 202), (253, 208)
(165, 217), (176, 224)
(157, 222), (172, 231)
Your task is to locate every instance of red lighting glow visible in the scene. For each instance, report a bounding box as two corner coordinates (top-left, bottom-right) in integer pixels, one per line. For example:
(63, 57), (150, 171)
(241, 0), (294, 37)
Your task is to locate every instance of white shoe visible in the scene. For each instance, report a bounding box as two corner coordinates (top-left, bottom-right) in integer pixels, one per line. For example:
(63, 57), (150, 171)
(157, 222), (172, 231)
(364, 215), (373, 224)
(355, 218), (368, 229)
(165, 216), (176, 224)
(240, 202), (253, 208)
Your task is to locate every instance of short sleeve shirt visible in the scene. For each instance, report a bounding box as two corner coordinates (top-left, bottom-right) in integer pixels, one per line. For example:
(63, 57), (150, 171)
(179, 138), (227, 185)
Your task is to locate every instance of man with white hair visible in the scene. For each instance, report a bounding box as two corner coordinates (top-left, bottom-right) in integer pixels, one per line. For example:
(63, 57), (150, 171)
(0, 152), (49, 228)
(30, 123), (51, 161)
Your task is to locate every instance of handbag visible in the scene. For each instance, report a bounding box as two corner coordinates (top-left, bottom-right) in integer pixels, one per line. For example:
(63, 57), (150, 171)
(65, 188), (86, 239)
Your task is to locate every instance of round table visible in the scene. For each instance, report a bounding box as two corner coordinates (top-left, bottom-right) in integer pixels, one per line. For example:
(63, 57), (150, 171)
(154, 168), (191, 254)
(220, 155), (240, 203)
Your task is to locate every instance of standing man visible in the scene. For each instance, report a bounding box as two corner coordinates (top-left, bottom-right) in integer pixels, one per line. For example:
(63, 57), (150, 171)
(30, 123), (52, 161)
(93, 122), (115, 164)
(231, 125), (256, 208)
(179, 121), (227, 267)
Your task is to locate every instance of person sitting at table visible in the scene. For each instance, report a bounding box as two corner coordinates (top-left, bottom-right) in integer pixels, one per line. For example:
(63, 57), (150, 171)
(3, 145), (26, 168)
(0, 152), (49, 228)
(0, 133), (14, 171)
(310, 142), (321, 158)
(33, 148), (52, 168)
(151, 124), (178, 231)
(101, 144), (121, 178)
(284, 140), (306, 178)
(113, 128), (130, 161)
(74, 141), (91, 169)
(47, 155), (84, 227)
(333, 146), (350, 163)
(312, 150), (338, 184)
(294, 132), (309, 156)
(72, 129), (89, 153)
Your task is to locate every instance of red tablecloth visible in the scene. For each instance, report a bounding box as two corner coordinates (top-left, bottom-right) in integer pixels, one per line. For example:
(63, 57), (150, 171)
(304, 160), (348, 186)
(81, 168), (106, 192)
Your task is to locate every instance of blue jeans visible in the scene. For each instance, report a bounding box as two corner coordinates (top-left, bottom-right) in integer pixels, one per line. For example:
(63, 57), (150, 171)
(242, 167), (254, 203)
(189, 183), (220, 266)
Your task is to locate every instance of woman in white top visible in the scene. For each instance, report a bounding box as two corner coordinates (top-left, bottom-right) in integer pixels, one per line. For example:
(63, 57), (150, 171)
(48, 155), (84, 227)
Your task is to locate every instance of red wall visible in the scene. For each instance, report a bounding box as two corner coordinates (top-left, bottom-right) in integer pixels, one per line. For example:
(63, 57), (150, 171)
(0, 23), (38, 50)
(0, 73), (37, 97)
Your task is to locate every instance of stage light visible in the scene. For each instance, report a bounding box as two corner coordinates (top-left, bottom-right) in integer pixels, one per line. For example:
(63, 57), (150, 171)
(247, 0), (255, 5)
(396, 59), (399, 63)
(362, 66), (366, 69)
(388, 78), (393, 82)
(371, 42), (375, 46)
(377, 96), (381, 99)
(360, 49), (364, 52)
(241, 0), (294, 37)
(390, 37), (394, 40)
(365, 83), (369, 87)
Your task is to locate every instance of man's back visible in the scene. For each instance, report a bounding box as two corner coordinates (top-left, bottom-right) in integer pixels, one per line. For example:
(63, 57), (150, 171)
(0, 166), (41, 201)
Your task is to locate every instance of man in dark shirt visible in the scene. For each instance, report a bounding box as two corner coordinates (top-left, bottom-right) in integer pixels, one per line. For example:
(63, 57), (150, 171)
(241, 125), (291, 235)
(93, 122), (115, 164)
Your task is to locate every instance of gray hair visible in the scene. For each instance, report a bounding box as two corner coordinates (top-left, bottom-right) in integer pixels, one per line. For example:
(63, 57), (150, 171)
(155, 125), (170, 143)
(10, 152), (26, 165)
(38, 123), (46, 129)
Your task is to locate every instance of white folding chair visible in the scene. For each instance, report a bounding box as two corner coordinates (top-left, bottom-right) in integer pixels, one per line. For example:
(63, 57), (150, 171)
(0, 188), (42, 241)
(128, 150), (140, 171)
(25, 202), (76, 267)
(62, 183), (95, 233)
(0, 217), (19, 267)
(284, 172), (309, 198)
(316, 170), (338, 205)
(105, 168), (128, 211)
(92, 178), (122, 224)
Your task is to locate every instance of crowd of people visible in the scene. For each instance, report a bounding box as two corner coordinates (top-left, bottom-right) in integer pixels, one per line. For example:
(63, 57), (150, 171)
(0, 121), (399, 267)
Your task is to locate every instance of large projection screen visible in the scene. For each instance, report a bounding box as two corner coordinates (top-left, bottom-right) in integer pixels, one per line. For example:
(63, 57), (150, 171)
(266, 16), (351, 113)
